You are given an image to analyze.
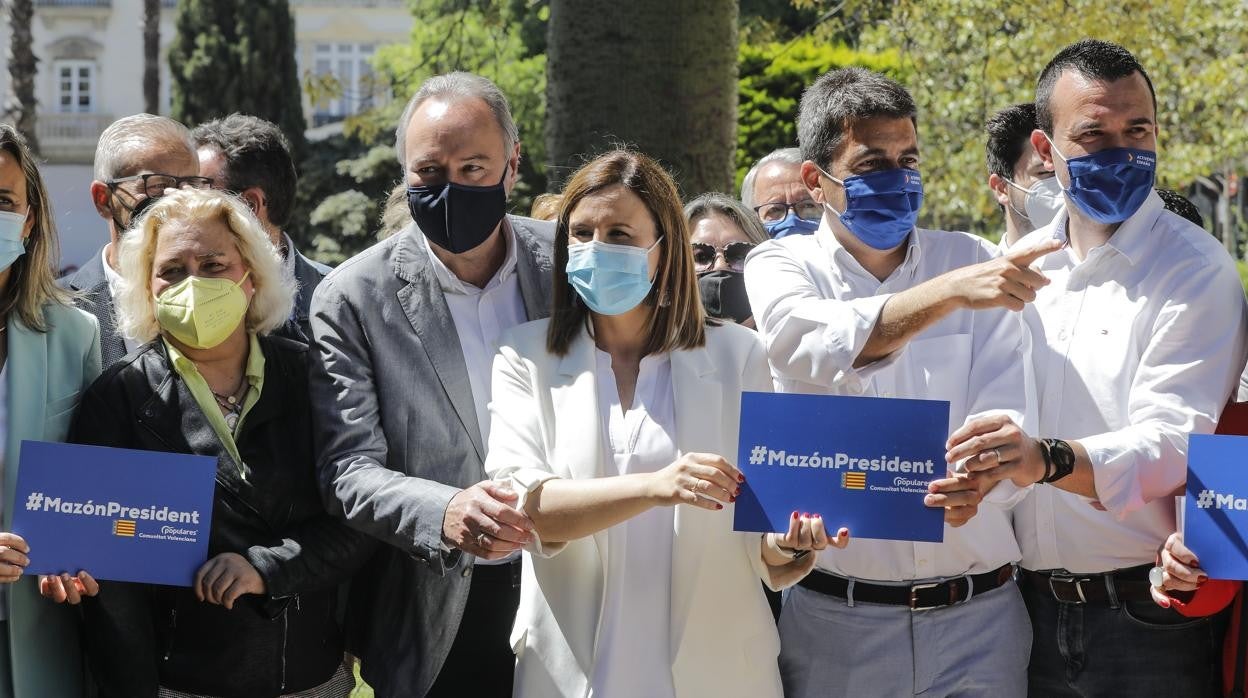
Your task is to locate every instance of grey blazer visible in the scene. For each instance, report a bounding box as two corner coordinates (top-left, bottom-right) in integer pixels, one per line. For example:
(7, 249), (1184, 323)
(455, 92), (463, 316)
(308, 216), (554, 698)
(62, 248), (127, 368)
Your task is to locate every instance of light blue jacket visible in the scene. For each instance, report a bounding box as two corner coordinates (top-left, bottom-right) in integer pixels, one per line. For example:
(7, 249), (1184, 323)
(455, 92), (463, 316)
(3, 303), (101, 698)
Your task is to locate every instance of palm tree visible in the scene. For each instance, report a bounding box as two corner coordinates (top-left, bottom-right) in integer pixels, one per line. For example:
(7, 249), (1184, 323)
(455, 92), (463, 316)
(5, 0), (40, 154)
(143, 0), (161, 114)
(545, 0), (739, 195)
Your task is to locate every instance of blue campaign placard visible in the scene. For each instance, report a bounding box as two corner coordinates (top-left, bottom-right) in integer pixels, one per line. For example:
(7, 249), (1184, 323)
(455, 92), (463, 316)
(1184, 434), (1248, 580)
(12, 441), (217, 587)
(734, 392), (948, 542)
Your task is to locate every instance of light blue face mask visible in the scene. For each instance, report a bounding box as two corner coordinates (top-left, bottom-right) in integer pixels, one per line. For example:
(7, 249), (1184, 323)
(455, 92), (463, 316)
(0, 210), (26, 272)
(565, 237), (662, 316)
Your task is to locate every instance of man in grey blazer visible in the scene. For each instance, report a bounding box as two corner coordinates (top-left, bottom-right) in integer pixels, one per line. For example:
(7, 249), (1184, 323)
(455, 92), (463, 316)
(62, 114), (206, 367)
(309, 72), (553, 698)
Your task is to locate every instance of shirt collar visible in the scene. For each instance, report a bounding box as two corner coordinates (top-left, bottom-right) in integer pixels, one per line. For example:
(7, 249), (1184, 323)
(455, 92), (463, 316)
(1049, 189), (1162, 268)
(422, 217), (519, 295)
(101, 244), (122, 297)
(165, 332), (265, 385)
(814, 213), (922, 281)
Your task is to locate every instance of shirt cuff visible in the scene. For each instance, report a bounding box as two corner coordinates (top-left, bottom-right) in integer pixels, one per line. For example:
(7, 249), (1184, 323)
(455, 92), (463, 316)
(1079, 434), (1146, 519)
(502, 468), (567, 558)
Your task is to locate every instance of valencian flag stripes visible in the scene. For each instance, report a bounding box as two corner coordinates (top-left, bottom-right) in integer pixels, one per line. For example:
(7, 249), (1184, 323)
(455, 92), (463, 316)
(841, 472), (867, 490)
(113, 520), (137, 537)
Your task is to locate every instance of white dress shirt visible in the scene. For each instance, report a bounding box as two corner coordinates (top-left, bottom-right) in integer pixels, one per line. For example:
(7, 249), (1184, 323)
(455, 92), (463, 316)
(745, 219), (1034, 582)
(101, 245), (139, 356)
(1014, 191), (1248, 573)
(424, 221), (527, 565)
(590, 350), (676, 698)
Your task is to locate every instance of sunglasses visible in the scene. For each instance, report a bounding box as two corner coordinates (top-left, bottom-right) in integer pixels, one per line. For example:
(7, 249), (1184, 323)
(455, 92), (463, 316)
(691, 241), (756, 272)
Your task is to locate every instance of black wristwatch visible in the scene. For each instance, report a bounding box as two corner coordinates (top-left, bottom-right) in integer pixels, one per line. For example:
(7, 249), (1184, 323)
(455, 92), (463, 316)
(1039, 439), (1076, 484)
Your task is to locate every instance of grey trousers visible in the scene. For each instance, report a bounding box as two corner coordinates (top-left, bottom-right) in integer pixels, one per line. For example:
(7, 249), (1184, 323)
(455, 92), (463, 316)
(778, 578), (1031, 698)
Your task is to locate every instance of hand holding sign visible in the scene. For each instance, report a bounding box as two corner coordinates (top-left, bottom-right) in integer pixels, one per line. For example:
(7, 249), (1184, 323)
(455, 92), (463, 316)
(1149, 532), (1206, 608)
(39, 572), (98, 605)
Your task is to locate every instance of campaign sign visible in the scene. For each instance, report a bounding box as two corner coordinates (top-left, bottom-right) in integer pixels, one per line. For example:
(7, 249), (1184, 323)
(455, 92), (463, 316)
(12, 441), (217, 587)
(734, 392), (948, 543)
(1184, 434), (1248, 580)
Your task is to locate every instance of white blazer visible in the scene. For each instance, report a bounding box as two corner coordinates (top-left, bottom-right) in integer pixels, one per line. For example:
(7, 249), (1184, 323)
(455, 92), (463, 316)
(485, 318), (813, 698)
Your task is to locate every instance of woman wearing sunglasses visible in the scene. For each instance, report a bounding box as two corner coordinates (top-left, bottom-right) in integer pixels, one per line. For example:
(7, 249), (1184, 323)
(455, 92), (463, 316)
(685, 193), (767, 329)
(484, 150), (846, 698)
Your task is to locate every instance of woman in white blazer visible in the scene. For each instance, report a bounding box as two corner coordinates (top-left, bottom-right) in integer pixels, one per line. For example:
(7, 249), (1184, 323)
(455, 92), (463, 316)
(484, 150), (848, 698)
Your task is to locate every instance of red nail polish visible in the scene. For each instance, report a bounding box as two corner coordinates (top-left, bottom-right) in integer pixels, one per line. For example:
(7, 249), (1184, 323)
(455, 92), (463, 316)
(801, 512), (809, 518)
(716, 503), (724, 510)
(738, 474), (746, 483)
(792, 511), (799, 519)
(729, 495), (737, 502)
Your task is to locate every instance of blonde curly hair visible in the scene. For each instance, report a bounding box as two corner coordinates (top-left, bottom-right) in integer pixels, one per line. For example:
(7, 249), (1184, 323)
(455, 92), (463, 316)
(114, 188), (295, 344)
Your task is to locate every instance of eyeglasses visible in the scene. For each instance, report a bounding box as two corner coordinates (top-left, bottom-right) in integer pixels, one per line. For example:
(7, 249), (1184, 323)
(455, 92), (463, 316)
(106, 173), (214, 198)
(691, 241), (756, 272)
(754, 200), (823, 223)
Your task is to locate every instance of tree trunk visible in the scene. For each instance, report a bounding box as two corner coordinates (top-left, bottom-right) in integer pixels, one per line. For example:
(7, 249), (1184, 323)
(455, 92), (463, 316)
(545, 0), (738, 196)
(5, 0), (39, 154)
(143, 0), (161, 114)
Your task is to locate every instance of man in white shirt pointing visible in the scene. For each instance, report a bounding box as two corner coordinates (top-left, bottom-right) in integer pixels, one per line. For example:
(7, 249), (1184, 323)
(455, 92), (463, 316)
(947, 39), (1248, 697)
(746, 66), (1059, 698)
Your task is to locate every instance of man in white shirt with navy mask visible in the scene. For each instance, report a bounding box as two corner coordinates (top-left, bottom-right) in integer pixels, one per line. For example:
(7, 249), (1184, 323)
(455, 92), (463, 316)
(746, 67), (1061, 698)
(946, 39), (1248, 696)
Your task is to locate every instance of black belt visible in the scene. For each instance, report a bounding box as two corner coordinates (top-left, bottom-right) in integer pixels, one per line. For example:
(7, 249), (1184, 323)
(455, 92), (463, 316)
(1021, 564), (1174, 605)
(468, 558), (522, 589)
(797, 563), (1015, 610)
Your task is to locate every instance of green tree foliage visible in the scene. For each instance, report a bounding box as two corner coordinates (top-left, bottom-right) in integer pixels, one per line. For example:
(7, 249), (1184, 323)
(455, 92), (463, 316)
(736, 38), (903, 192)
(295, 0), (546, 262)
(168, 0), (307, 157)
(792, 0), (1248, 235)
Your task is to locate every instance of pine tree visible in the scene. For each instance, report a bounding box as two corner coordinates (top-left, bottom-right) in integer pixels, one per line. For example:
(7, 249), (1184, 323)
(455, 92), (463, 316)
(143, 0), (161, 114)
(168, 0), (307, 157)
(5, 0), (39, 154)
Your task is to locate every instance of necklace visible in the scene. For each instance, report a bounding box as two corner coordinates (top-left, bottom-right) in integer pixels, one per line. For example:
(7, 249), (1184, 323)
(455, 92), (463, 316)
(210, 378), (249, 431)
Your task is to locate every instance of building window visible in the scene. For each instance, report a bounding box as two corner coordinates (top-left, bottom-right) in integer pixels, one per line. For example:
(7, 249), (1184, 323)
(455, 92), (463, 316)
(312, 43), (379, 126)
(54, 60), (94, 114)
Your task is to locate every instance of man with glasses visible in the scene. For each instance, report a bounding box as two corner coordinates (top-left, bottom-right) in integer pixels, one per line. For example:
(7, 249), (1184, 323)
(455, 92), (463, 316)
(193, 114), (330, 342)
(63, 113), (207, 366)
(741, 147), (823, 238)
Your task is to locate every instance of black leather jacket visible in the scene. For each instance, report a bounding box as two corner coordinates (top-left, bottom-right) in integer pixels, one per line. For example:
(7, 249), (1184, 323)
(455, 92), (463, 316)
(68, 335), (374, 698)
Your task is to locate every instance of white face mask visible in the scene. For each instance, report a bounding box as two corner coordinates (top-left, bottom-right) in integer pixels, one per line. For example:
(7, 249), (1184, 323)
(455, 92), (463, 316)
(1006, 176), (1064, 230)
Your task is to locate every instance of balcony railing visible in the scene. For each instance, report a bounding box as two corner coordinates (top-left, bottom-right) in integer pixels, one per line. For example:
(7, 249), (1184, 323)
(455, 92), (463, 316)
(36, 112), (112, 164)
(35, 1), (111, 7)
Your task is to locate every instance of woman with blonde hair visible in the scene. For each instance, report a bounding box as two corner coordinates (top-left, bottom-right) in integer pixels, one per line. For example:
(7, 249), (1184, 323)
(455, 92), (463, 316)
(67, 188), (372, 698)
(485, 150), (847, 698)
(0, 123), (101, 698)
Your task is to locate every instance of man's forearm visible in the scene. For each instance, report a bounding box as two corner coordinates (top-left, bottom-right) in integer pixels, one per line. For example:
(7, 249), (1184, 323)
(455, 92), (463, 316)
(855, 275), (962, 367)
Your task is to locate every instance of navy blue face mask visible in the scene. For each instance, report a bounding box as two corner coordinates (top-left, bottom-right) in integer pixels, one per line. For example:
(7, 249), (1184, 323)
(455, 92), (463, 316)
(818, 166), (924, 250)
(407, 167), (508, 253)
(765, 211), (820, 238)
(1046, 135), (1156, 224)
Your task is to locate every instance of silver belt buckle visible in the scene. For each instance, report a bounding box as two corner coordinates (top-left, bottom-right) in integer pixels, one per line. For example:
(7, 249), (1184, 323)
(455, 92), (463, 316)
(1048, 573), (1087, 603)
(908, 581), (942, 611)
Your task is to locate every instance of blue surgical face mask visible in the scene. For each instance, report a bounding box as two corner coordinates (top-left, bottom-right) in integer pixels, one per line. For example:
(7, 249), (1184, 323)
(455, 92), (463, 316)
(566, 237), (662, 316)
(817, 166), (923, 250)
(764, 211), (820, 238)
(0, 210), (26, 272)
(1045, 134), (1156, 224)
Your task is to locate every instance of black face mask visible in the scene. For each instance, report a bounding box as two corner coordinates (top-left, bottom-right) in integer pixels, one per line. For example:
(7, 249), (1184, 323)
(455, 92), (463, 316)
(407, 168), (508, 254)
(110, 194), (159, 234)
(697, 269), (752, 324)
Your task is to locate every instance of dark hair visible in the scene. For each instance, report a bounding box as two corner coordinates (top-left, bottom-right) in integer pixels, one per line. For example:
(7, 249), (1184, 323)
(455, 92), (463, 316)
(1035, 39), (1156, 134)
(547, 150), (705, 357)
(985, 103), (1038, 180)
(1157, 189), (1204, 228)
(190, 113), (298, 229)
(797, 67), (916, 170)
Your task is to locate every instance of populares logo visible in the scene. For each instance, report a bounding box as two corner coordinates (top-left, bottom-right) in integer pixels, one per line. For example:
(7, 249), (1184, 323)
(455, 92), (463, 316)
(1196, 488), (1248, 510)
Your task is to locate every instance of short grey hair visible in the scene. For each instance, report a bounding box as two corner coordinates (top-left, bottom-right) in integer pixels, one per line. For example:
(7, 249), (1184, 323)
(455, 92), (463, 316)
(394, 71), (519, 166)
(684, 192), (769, 245)
(115, 188), (295, 344)
(740, 147), (803, 209)
(93, 113), (196, 182)
(797, 67), (916, 171)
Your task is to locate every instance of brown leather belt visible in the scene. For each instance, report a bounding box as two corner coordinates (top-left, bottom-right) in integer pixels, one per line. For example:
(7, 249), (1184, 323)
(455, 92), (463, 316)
(797, 563), (1015, 610)
(1021, 565), (1169, 605)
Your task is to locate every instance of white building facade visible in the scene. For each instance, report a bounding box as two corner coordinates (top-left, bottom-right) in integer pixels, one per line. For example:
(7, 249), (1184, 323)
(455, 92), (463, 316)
(0, 0), (412, 270)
